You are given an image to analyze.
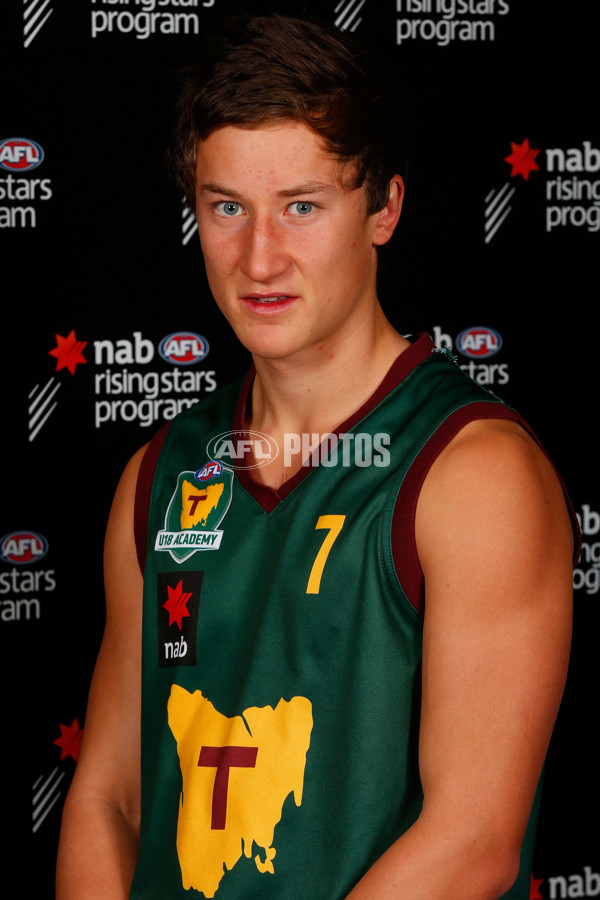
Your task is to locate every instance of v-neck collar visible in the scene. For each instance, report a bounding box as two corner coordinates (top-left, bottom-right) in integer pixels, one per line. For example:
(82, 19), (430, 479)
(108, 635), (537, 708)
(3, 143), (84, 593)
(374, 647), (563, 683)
(233, 333), (435, 512)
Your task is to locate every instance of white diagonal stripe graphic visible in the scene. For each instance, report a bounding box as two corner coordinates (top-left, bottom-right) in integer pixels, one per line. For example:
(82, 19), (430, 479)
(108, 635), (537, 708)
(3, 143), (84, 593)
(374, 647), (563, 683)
(335, 0), (367, 31)
(32, 767), (65, 833)
(485, 187), (514, 231)
(485, 182), (514, 218)
(28, 377), (61, 441)
(484, 183), (516, 244)
(182, 207), (198, 246)
(23, 0), (54, 48)
(29, 376), (59, 412)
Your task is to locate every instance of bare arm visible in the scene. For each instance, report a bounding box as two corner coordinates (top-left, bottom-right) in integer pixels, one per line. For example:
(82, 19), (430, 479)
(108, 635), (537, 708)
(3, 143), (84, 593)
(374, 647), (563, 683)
(56, 445), (147, 899)
(346, 420), (574, 899)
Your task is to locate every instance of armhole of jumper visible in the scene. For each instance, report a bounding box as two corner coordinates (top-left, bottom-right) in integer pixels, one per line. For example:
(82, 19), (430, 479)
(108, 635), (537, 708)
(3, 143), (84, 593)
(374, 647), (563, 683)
(134, 423), (170, 575)
(392, 402), (521, 616)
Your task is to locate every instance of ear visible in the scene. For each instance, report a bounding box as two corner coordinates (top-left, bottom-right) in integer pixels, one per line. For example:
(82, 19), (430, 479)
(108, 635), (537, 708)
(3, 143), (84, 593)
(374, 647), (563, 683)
(372, 175), (404, 246)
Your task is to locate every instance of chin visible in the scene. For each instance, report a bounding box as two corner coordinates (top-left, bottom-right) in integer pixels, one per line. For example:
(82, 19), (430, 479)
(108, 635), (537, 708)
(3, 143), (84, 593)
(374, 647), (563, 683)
(239, 333), (308, 362)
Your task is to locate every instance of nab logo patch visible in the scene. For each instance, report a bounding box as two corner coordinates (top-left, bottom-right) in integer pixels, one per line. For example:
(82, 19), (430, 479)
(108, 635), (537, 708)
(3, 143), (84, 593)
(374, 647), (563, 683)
(0, 531), (48, 564)
(159, 332), (209, 366)
(157, 571), (203, 667)
(0, 138), (44, 172)
(456, 326), (503, 359)
(155, 464), (234, 562)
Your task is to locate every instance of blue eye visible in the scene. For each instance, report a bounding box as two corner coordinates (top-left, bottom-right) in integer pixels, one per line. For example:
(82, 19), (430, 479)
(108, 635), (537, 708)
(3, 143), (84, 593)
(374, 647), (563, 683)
(291, 201), (314, 215)
(218, 201), (242, 216)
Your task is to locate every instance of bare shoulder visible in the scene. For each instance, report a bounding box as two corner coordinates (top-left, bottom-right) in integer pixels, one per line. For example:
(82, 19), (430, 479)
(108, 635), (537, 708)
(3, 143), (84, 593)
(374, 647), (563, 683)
(416, 417), (574, 583)
(421, 416), (563, 496)
(102, 443), (150, 603)
(105, 444), (149, 550)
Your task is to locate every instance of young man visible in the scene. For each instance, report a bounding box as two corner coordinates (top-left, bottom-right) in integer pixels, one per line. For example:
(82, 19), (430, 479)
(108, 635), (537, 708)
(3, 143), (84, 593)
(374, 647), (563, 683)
(56, 15), (577, 900)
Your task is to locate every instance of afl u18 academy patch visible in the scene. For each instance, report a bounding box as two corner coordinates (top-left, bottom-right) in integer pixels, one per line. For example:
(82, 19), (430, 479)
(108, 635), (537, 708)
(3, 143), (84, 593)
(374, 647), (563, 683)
(155, 461), (234, 563)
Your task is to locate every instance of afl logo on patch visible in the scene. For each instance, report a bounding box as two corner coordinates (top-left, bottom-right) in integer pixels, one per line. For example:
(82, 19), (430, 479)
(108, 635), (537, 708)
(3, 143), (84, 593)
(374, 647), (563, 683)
(196, 461), (223, 481)
(159, 332), (209, 366)
(0, 137), (44, 172)
(456, 326), (503, 359)
(0, 531), (48, 564)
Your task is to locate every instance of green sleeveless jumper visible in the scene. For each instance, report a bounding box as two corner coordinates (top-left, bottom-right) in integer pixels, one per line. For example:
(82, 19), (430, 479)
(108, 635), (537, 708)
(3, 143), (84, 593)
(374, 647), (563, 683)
(130, 334), (545, 899)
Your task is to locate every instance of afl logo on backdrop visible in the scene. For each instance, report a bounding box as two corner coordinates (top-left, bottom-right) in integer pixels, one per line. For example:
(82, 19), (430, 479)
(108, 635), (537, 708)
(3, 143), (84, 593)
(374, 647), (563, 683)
(0, 138), (44, 172)
(0, 531), (48, 564)
(159, 332), (209, 366)
(456, 326), (503, 359)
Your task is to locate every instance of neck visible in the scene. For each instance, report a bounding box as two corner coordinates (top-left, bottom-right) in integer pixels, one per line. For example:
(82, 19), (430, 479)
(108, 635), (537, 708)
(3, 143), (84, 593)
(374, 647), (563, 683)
(247, 305), (409, 439)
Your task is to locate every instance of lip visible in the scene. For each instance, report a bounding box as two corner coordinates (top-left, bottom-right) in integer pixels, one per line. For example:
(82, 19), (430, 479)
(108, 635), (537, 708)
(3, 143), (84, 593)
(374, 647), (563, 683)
(240, 294), (299, 315)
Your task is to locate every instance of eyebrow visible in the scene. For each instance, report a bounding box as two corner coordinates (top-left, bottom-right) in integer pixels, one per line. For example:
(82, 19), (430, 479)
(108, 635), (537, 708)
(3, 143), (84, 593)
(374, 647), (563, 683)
(198, 181), (338, 198)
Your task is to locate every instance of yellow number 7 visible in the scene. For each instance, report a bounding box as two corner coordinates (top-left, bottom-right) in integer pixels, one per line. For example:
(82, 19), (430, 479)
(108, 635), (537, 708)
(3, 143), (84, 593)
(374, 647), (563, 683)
(306, 515), (346, 595)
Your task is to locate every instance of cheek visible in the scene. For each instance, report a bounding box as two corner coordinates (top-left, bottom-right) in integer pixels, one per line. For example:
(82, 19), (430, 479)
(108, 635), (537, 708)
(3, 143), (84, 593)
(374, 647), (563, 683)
(305, 223), (361, 266)
(339, 229), (372, 271)
(199, 229), (237, 278)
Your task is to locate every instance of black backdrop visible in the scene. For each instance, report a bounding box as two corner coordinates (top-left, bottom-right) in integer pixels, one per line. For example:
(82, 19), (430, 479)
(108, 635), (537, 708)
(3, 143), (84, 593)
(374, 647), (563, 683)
(3, 1), (599, 896)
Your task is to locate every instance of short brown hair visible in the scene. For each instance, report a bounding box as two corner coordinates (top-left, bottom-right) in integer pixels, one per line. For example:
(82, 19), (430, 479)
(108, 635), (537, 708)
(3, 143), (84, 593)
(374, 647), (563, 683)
(167, 14), (407, 215)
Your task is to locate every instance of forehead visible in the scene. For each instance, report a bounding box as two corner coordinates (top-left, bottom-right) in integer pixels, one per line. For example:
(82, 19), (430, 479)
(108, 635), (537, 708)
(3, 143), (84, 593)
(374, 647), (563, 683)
(195, 121), (349, 193)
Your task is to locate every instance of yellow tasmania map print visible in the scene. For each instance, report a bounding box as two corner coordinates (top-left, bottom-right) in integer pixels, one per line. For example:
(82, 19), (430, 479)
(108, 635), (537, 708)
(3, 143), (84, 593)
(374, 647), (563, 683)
(167, 686), (313, 897)
(180, 479), (225, 529)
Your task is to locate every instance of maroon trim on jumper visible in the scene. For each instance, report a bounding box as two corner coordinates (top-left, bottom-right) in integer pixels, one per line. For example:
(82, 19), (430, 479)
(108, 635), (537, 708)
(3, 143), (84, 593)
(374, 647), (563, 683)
(234, 333), (436, 513)
(134, 423), (170, 573)
(392, 403), (583, 616)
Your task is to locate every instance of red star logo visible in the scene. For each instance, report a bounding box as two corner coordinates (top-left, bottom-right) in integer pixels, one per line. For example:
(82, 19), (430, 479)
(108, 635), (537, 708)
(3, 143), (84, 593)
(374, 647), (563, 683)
(53, 719), (83, 762)
(530, 873), (544, 899)
(504, 138), (540, 181)
(163, 580), (192, 629)
(48, 329), (88, 374)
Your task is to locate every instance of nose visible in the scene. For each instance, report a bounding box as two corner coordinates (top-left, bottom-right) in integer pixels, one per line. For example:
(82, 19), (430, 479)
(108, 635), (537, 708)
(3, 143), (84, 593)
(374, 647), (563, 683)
(239, 216), (290, 283)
